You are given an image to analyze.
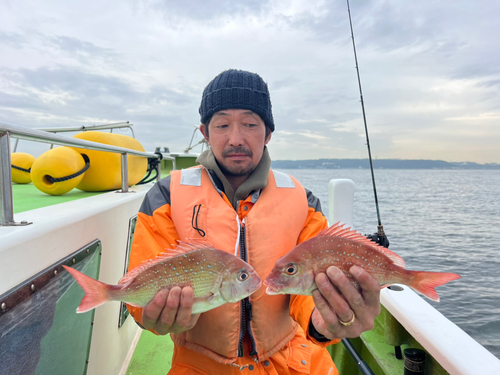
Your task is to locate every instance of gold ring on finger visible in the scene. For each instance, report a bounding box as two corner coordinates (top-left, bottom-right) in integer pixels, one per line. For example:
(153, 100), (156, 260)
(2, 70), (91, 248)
(338, 312), (356, 326)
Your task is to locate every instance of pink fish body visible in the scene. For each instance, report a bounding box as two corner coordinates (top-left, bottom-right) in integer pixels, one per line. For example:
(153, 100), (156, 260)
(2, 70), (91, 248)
(64, 241), (261, 313)
(264, 223), (460, 301)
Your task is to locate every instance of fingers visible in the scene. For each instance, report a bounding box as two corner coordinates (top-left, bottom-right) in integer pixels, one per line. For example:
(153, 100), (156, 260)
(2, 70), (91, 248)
(314, 267), (358, 325)
(157, 287), (182, 331)
(165, 287), (199, 335)
(311, 291), (335, 339)
(142, 287), (198, 335)
(142, 289), (169, 329)
(350, 266), (381, 312)
(173, 287), (194, 327)
(311, 266), (381, 339)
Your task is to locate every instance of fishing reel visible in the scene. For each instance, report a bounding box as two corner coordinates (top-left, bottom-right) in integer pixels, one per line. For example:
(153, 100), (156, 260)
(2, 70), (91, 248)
(365, 226), (390, 248)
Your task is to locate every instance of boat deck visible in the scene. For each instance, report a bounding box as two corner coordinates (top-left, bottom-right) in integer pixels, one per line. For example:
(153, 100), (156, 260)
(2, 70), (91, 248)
(5, 163), (500, 375)
(126, 332), (174, 375)
(12, 183), (103, 214)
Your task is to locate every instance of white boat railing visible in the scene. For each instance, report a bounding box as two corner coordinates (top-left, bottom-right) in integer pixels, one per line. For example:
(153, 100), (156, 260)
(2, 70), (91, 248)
(12, 121), (136, 152)
(184, 125), (207, 154)
(328, 179), (500, 375)
(37, 121), (135, 135)
(12, 121), (135, 152)
(0, 121), (169, 227)
(381, 285), (500, 375)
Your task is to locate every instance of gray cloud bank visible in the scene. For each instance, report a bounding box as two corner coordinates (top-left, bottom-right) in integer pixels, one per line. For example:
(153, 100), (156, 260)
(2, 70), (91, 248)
(1, 0), (499, 163)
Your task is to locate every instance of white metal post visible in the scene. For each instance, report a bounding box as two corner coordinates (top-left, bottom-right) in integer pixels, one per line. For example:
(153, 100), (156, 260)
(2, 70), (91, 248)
(120, 153), (129, 193)
(0, 132), (15, 225)
(328, 179), (355, 228)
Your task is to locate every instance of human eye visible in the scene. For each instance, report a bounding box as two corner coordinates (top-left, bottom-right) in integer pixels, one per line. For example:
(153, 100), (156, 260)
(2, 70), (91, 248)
(214, 123), (229, 129)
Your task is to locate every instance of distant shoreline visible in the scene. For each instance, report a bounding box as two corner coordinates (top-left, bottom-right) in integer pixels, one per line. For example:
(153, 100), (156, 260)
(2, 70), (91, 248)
(272, 159), (500, 170)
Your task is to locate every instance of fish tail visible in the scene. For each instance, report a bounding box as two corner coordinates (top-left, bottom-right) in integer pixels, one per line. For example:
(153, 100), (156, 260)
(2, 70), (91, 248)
(408, 271), (461, 302)
(63, 265), (119, 313)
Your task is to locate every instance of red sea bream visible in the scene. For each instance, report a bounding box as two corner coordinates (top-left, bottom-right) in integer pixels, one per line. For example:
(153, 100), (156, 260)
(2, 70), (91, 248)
(264, 223), (460, 301)
(64, 241), (261, 313)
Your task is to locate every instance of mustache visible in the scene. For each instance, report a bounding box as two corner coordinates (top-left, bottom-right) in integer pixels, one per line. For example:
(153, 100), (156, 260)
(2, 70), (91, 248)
(222, 147), (253, 158)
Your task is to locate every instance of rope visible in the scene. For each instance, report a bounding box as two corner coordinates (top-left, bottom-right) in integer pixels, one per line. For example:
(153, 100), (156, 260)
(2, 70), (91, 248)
(191, 204), (206, 237)
(11, 164), (31, 173)
(138, 152), (163, 185)
(46, 154), (90, 183)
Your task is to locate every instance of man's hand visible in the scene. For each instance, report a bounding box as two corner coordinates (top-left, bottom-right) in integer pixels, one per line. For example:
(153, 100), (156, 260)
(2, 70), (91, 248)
(141, 286), (200, 335)
(311, 266), (381, 340)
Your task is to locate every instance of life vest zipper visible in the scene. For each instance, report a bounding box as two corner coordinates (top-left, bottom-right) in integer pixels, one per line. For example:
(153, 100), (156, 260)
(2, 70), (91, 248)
(237, 220), (258, 359)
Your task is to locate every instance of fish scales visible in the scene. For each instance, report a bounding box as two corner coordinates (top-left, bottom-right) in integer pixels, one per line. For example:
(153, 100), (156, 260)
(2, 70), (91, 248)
(305, 237), (409, 286)
(64, 241), (261, 313)
(264, 223), (460, 301)
(123, 250), (226, 304)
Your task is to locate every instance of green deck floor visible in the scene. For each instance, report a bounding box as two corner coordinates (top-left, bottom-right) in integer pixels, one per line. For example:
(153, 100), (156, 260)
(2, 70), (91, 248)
(12, 183), (103, 214)
(126, 331), (174, 375)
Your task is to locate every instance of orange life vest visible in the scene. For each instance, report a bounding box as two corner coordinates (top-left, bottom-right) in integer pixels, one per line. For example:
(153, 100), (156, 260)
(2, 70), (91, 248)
(169, 166), (309, 365)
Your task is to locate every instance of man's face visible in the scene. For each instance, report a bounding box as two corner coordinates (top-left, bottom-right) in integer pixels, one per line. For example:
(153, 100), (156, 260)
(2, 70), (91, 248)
(200, 109), (271, 178)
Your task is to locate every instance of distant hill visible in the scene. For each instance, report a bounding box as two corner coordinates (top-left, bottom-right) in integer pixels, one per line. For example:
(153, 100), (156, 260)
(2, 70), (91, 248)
(272, 159), (500, 170)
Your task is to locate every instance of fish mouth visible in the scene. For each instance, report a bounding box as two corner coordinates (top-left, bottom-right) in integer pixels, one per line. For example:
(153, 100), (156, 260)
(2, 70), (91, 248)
(265, 287), (282, 295)
(263, 280), (283, 295)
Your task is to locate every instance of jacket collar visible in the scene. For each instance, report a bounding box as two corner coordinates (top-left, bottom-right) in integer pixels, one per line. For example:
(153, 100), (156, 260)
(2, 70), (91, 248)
(196, 147), (271, 209)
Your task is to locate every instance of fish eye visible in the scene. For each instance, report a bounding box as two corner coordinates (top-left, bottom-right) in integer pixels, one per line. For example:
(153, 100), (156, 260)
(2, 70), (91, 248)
(238, 271), (249, 281)
(285, 264), (297, 275)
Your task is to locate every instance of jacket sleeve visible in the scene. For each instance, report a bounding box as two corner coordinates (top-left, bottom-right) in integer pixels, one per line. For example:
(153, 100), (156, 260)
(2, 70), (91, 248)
(289, 189), (341, 347)
(126, 176), (181, 332)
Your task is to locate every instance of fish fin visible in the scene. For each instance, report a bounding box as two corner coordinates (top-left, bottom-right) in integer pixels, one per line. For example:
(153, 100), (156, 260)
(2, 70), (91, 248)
(63, 265), (120, 313)
(319, 222), (406, 268)
(194, 292), (216, 303)
(408, 271), (461, 302)
(119, 240), (217, 284)
(170, 239), (217, 254)
(119, 260), (156, 284)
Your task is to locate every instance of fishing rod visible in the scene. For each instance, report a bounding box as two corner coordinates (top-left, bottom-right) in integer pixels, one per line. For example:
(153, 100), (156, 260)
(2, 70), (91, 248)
(346, 0), (389, 248)
(342, 2), (387, 373)
(341, 338), (376, 375)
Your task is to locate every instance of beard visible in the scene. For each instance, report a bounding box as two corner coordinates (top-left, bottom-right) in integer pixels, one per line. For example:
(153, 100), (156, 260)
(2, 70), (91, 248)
(218, 146), (256, 177)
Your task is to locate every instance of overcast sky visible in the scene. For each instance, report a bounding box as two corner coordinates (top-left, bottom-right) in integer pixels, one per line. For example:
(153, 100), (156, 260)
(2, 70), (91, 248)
(1, 0), (499, 163)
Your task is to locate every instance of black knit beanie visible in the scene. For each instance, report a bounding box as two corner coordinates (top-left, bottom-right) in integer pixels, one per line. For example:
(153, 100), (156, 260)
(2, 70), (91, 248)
(199, 69), (275, 132)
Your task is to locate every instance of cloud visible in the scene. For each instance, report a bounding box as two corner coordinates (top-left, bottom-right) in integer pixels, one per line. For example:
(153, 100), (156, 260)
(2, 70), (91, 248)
(42, 35), (118, 65)
(445, 113), (500, 122)
(0, 64), (200, 155)
(142, 0), (269, 20)
(0, 0), (499, 162)
(0, 31), (28, 48)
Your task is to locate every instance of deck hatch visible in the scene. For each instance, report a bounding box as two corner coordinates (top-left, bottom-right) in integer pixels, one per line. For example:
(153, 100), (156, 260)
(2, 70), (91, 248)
(0, 239), (101, 375)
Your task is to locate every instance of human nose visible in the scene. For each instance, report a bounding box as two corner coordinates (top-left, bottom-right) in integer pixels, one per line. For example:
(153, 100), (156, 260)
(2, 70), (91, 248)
(227, 125), (244, 146)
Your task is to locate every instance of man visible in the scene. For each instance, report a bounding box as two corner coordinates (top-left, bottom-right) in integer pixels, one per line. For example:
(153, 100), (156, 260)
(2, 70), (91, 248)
(128, 69), (381, 374)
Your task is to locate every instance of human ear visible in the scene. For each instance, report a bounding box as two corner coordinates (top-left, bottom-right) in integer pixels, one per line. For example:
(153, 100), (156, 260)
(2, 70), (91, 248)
(264, 131), (272, 145)
(200, 124), (210, 145)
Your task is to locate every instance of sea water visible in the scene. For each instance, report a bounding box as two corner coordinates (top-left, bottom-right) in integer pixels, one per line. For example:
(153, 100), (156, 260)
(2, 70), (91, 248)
(277, 168), (500, 360)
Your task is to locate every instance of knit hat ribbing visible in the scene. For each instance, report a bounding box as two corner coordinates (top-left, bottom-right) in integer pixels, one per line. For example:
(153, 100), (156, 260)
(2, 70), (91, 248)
(199, 69), (275, 132)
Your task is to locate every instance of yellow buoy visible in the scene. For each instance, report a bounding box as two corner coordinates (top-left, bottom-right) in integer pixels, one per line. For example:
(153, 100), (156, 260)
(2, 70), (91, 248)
(71, 131), (147, 192)
(31, 147), (88, 196)
(11, 153), (36, 184)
